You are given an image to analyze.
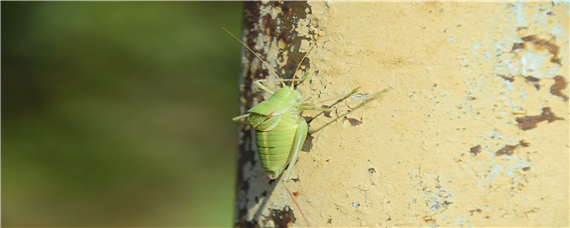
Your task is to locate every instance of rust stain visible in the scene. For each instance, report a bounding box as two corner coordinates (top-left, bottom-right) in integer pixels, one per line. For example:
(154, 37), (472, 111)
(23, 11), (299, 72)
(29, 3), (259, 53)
(495, 144), (518, 156)
(495, 140), (531, 156)
(269, 206), (296, 228)
(236, 2), (313, 227)
(262, 14), (274, 35)
(278, 38), (287, 49)
(498, 75), (542, 90)
(422, 215), (436, 224)
(511, 42), (525, 52)
(550, 75), (568, 101)
(498, 74), (514, 82)
(521, 35), (561, 65)
(280, 3), (290, 12)
(515, 107), (564, 130)
(470, 145), (482, 156)
(292, 191), (300, 198)
(524, 76), (541, 90)
(277, 32), (290, 48)
(519, 140), (530, 147)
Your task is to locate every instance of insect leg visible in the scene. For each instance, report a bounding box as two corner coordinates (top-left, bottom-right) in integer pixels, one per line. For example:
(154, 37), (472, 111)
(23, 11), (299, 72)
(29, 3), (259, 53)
(310, 87), (359, 105)
(232, 114), (250, 122)
(253, 72), (309, 95)
(299, 88), (389, 112)
(279, 71), (308, 83)
(253, 80), (276, 95)
(282, 117), (310, 227)
(283, 117), (308, 182)
(299, 106), (337, 112)
(283, 71), (309, 82)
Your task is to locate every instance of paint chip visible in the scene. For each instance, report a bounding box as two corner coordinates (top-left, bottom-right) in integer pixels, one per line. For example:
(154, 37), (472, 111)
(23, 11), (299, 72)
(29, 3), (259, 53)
(525, 76), (540, 90)
(470, 145), (482, 156)
(498, 74), (514, 82)
(515, 107), (564, 130)
(269, 206), (296, 228)
(521, 35), (561, 65)
(550, 76), (568, 101)
(352, 202), (360, 209)
(495, 145), (518, 156)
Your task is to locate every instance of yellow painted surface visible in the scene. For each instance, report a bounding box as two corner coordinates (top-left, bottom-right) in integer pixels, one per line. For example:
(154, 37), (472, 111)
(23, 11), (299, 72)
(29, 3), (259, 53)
(246, 2), (568, 227)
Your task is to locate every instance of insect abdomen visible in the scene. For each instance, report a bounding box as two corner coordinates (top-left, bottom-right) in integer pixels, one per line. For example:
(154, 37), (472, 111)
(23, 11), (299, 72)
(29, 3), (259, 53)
(255, 113), (300, 177)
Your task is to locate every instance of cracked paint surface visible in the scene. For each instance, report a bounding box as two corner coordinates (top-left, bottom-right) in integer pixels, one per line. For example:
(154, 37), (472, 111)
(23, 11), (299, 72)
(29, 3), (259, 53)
(239, 1), (569, 227)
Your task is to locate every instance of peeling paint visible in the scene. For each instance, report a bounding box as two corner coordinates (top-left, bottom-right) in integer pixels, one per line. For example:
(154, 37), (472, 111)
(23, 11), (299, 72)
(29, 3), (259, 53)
(515, 107), (564, 130)
(235, 2), (317, 227)
(236, 2), (569, 227)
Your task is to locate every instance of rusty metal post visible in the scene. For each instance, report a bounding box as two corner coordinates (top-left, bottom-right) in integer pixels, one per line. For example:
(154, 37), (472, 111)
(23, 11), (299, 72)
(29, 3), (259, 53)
(234, 2), (316, 228)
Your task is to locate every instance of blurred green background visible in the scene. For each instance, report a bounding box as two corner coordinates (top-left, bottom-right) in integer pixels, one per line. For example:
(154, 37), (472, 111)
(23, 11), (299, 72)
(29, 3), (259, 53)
(2, 2), (242, 227)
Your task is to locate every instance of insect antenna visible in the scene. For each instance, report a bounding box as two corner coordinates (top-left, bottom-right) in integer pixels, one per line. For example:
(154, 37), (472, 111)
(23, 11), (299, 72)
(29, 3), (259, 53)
(291, 46), (312, 87)
(222, 27), (285, 87)
(284, 182), (311, 228)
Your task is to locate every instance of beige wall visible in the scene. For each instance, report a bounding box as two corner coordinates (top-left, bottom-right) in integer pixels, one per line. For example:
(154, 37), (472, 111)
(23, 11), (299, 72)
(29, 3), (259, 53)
(240, 2), (568, 227)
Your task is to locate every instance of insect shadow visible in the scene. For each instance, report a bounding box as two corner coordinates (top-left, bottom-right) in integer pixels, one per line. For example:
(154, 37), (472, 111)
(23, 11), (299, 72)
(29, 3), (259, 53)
(307, 88), (389, 134)
(225, 26), (388, 227)
(249, 171), (295, 228)
(247, 87), (389, 227)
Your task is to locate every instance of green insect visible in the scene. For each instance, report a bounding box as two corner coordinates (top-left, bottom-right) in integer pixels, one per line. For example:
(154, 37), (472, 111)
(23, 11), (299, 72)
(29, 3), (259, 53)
(224, 27), (383, 227)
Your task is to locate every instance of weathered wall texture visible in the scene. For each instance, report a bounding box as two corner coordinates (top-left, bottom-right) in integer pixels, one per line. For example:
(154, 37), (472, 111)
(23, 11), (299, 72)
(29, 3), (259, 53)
(235, 2), (568, 227)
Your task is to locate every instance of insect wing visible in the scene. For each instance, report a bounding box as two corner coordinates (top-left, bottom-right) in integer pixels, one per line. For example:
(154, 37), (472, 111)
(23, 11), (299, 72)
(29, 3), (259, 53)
(248, 96), (296, 116)
(248, 113), (281, 130)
